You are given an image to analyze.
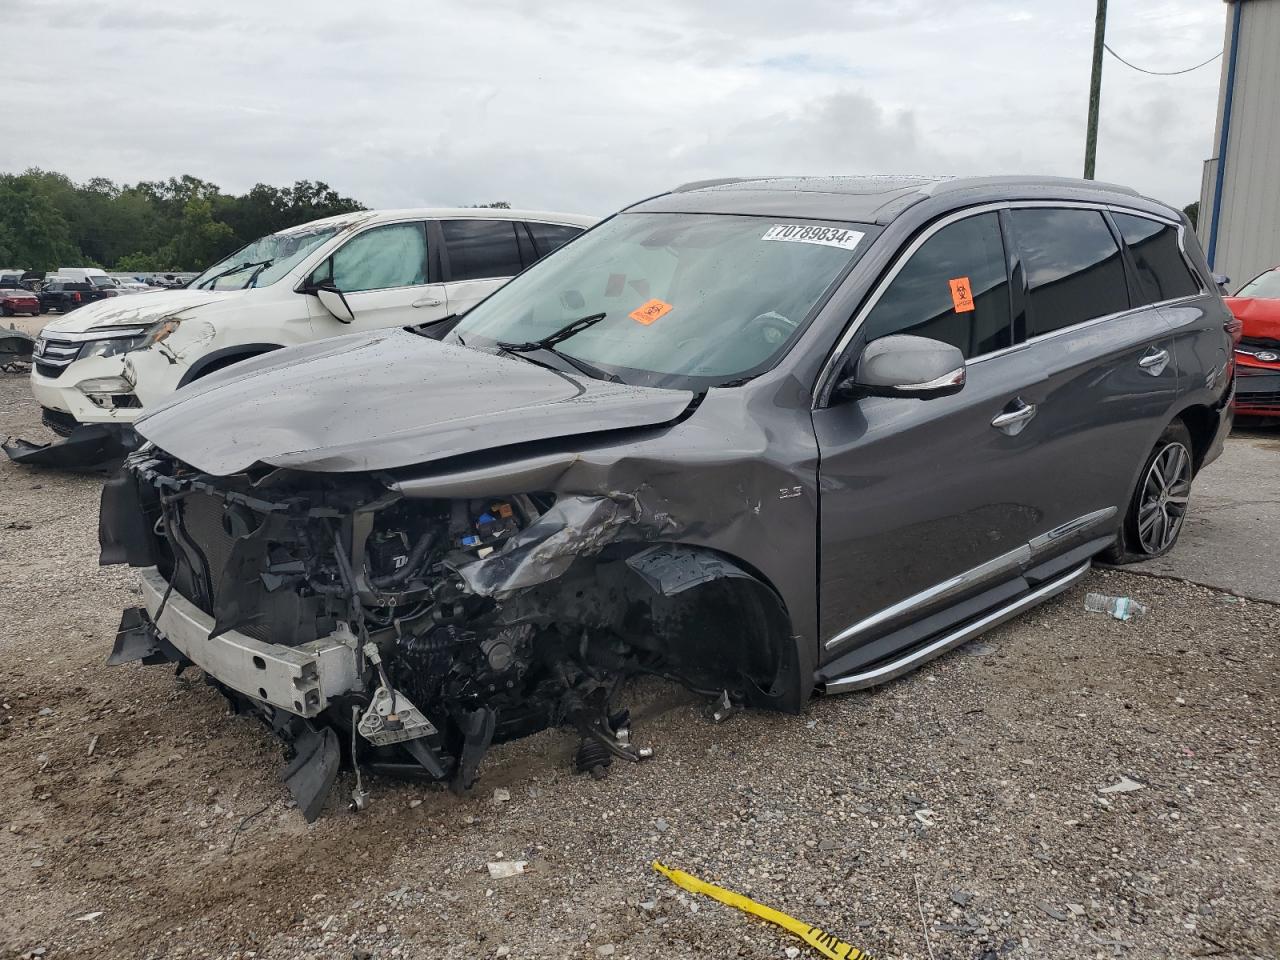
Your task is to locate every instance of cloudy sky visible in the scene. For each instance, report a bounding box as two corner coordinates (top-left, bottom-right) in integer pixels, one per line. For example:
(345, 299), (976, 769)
(5, 0), (1227, 216)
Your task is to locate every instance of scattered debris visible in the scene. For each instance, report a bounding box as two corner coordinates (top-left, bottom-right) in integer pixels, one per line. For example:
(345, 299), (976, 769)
(655, 817), (669, 834)
(1098, 776), (1146, 795)
(487, 860), (527, 879)
(74, 911), (103, 922)
(950, 890), (975, 907)
(1038, 901), (1070, 922)
(652, 861), (879, 960)
(914, 873), (936, 960)
(1084, 593), (1148, 621)
(913, 809), (936, 827)
(492, 788), (511, 803)
(87, 735), (98, 757)
(706, 689), (741, 724)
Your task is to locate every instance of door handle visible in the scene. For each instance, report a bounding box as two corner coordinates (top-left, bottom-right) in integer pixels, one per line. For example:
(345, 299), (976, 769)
(411, 297), (444, 308)
(1138, 348), (1170, 376)
(991, 399), (1037, 436)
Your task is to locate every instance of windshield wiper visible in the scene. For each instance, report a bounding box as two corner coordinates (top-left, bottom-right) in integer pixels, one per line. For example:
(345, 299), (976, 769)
(243, 259), (275, 288)
(497, 312), (608, 353)
(494, 312), (621, 382)
(196, 259), (271, 290)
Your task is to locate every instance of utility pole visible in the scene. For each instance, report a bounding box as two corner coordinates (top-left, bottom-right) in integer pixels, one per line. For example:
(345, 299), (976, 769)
(1083, 0), (1107, 179)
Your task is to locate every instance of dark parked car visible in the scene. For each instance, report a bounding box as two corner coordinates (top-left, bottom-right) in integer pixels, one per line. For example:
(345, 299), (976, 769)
(37, 280), (117, 313)
(0, 288), (41, 316)
(100, 175), (1232, 818)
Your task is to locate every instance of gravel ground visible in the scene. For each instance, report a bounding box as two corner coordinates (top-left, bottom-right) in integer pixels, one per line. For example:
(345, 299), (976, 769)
(1, 370), (1278, 960)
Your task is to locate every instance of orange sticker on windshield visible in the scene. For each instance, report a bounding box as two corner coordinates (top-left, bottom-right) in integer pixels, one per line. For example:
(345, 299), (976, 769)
(949, 277), (975, 313)
(629, 299), (673, 325)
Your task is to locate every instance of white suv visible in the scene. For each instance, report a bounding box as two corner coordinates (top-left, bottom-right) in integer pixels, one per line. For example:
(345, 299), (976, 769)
(16, 208), (594, 462)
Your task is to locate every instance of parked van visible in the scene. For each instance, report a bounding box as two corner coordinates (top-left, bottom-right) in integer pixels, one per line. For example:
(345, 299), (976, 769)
(10, 208), (595, 465)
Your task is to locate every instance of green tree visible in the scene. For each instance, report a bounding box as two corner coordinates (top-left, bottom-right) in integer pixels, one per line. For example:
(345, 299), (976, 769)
(173, 199), (238, 268)
(1182, 201), (1199, 230)
(0, 167), (367, 272)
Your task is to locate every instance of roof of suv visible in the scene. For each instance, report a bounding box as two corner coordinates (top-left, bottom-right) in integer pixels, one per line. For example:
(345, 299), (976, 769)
(629, 175), (1177, 225)
(292, 208), (599, 233)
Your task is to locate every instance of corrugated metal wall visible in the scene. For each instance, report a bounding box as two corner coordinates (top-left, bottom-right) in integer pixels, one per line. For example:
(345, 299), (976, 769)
(1198, 0), (1280, 291)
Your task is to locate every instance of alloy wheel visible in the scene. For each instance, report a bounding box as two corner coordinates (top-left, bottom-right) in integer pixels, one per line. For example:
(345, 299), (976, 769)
(1137, 441), (1192, 554)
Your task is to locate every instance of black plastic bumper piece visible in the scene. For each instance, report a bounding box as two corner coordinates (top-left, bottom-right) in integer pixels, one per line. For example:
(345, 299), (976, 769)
(282, 725), (341, 823)
(3, 421), (141, 471)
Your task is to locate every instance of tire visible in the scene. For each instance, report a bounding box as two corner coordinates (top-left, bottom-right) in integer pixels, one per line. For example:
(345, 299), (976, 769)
(1101, 420), (1194, 564)
(0, 306), (9, 317)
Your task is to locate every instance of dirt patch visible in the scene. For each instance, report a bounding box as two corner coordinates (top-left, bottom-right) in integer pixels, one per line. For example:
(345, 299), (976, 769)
(1, 371), (1278, 960)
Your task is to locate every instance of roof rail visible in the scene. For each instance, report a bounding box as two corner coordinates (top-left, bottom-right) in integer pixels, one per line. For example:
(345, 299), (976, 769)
(670, 177), (770, 193)
(920, 175), (1141, 198)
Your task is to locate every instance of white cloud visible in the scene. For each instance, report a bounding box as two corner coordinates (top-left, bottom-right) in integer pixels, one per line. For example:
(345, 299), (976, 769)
(1, 0), (1226, 216)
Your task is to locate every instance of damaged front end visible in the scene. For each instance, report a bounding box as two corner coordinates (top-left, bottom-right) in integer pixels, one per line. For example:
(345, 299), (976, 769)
(100, 447), (796, 819)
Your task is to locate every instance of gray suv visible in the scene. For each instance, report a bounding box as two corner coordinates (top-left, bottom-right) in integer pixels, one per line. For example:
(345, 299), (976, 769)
(100, 176), (1233, 817)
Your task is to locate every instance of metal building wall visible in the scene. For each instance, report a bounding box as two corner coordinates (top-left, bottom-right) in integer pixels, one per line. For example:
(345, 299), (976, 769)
(1198, 0), (1280, 291)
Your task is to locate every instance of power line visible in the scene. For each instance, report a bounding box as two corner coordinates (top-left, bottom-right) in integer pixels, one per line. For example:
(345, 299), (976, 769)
(1103, 42), (1222, 76)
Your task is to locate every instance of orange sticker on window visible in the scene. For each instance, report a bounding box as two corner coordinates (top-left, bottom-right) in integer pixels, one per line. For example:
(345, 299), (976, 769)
(949, 277), (975, 313)
(629, 299), (674, 325)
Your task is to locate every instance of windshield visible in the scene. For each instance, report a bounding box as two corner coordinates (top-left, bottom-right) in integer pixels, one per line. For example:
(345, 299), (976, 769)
(1236, 269), (1280, 299)
(89, 276), (115, 287)
(449, 212), (871, 388)
(188, 222), (347, 290)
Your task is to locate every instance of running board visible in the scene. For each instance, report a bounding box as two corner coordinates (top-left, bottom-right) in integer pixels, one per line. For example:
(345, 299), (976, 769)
(818, 560), (1091, 695)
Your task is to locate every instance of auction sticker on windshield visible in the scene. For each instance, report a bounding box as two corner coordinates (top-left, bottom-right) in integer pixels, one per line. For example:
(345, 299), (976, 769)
(761, 224), (864, 250)
(629, 299), (674, 325)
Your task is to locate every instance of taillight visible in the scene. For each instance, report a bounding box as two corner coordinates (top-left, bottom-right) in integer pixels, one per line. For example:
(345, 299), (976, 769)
(72, 292), (82, 303)
(1225, 315), (1243, 346)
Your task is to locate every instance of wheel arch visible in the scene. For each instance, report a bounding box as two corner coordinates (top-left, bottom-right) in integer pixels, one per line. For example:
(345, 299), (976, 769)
(1171, 402), (1220, 474)
(177, 342), (284, 387)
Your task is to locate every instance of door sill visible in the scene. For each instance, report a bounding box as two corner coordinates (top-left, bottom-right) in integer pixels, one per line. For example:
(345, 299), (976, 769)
(817, 560), (1090, 695)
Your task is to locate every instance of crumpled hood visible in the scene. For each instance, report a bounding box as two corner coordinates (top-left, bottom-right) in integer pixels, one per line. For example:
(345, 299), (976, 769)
(136, 329), (696, 475)
(1225, 296), (1280, 341)
(39, 288), (240, 334)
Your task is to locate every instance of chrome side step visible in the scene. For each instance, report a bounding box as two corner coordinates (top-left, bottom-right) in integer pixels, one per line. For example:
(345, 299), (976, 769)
(819, 561), (1091, 695)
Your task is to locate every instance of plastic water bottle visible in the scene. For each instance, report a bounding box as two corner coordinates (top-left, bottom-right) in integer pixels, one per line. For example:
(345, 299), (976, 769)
(1084, 592), (1147, 621)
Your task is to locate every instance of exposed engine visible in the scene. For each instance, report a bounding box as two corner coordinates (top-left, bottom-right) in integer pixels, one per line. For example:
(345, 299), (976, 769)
(100, 448), (792, 818)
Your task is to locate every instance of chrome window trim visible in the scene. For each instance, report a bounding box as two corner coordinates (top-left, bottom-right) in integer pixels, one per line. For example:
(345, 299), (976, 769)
(813, 199), (1210, 408)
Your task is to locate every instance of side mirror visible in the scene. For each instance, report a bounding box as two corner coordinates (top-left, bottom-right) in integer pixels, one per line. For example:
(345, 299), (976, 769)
(310, 279), (355, 324)
(837, 334), (966, 401)
(1213, 274), (1231, 292)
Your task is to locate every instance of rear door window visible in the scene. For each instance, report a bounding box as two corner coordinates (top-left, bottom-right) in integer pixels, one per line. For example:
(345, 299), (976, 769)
(1008, 208), (1129, 337)
(861, 211), (1013, 359)
(1112, 213), (1201, 304)
(441, 219), (523, 281)
(527, 222), (583, 258)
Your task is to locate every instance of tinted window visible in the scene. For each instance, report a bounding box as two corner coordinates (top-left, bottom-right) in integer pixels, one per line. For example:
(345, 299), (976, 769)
(442, 220), (523, 281)
(1009, 208), (1128, 337)
(1113, 213), (1199, 304)
(324, 222), (427, 293)
(527, 222), (583, 258)
(861, 212), (1012, 358)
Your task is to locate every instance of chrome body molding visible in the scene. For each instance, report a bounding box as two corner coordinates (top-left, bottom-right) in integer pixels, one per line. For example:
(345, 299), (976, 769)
(824, 506), (1116, 651)
(820, 561), (1091, 694)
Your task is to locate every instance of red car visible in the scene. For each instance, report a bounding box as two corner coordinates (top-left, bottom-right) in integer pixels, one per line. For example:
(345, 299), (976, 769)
(1225, 266), (1280, 421)
(0, 288), (41, 317)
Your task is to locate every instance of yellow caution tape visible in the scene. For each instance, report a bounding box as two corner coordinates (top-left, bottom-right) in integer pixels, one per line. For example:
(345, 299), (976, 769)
(653, 861), (877, 960)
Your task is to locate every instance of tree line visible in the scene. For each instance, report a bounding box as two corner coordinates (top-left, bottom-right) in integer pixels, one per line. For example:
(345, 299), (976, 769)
(0, 169), (366, 273)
